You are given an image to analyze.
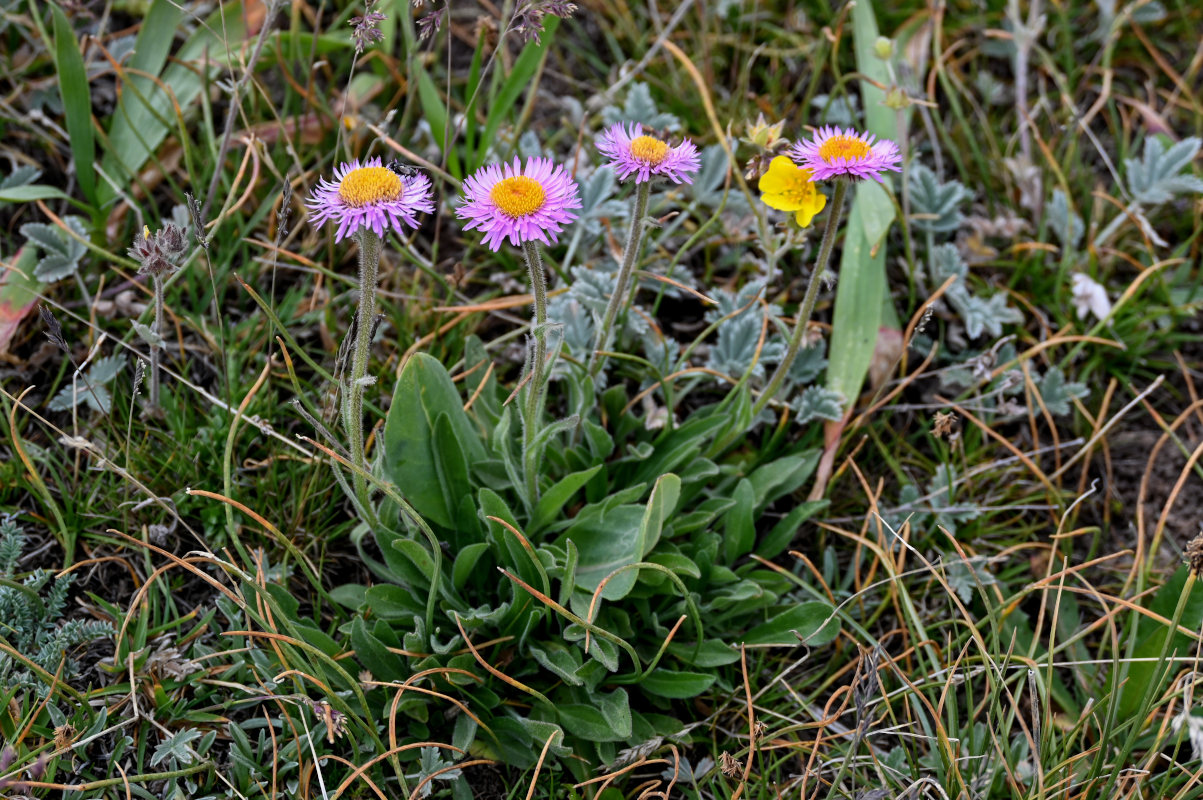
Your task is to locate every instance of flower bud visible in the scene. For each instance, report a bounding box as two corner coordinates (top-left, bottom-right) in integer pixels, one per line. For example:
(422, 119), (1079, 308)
(158, 223), (188, 257)
(744, 113), (786, 149)
(874, 36), (894, 60)
(883, 86), (910, 110)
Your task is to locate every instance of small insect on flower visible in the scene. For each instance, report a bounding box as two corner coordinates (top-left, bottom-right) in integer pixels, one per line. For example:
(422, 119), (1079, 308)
(596, 123), (701, 185)
(456, 157), (581, 251)
(758, 156), (827, 228)
(307, 157), (434, 242)
(385, 159), (420, 179)
(790, 126), (902, 183)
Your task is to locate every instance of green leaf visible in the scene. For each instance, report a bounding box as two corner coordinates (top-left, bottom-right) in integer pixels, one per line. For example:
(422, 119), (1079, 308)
(744, 602), (840, 647)
(827, 183), (889, 407)
(602, 82), (679, 131)
(562, 473), (678, 601)
(462, 336), (501, 430)
(514, 719), (570, 758)
(453, 542), (490, 591)
(850, 0), (898, 138)
(667, 639), (740, 668)
(825, 0), (903, 408)
(432, 412), (479, 536)
(722, 479), (755, 564)
(747, 450), (819, 511)
(756, 500), (827, 559)
(529, 642), (584, 686)
(555, 688), (631, 742)
(292, 622), (341, 657)
(462, 30), (487, 153)
(0, 185), (69, 204)
(638, 473), (680, 557)
(327, 584), (367, 609)
(351, 617), (407, 682)
(1038, 366), (1089, 416)
(51, 6), (96, 205)
(793, 386), (846, 426)
(479, 718), (537, 768)
(558, 539), (579, 607)
(531, 465), (603, 534)
(99, 0), (243, 204)
(415, 67), (451, 168)
(638, 670), (716, 699)
(633, 413), (726, 486)
(1126, 136), (1203, 204)
(1048, 189), (1084, 249)
(562, 505), (644, 600)
(909, 163), (971, 234)
(1116, 567), (1203, 718)
(645, 552), (700, 580)
(383, 354), (486, 529)
(363, 584), (423, 620)
(579, 418), (614, 463)
(391, 538), (435, 582)
(132, 320), (164, 348)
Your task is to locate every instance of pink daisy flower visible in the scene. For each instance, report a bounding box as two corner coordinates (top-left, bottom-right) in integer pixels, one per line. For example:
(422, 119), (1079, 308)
(457, 157), (581, 251)
(307, 157), (434, 242)
(789, 126), (902, 183)
(596, 123), (701, 184)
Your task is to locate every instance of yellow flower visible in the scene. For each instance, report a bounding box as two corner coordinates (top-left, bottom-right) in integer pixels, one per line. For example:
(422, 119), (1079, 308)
(758, 156), (827, 228)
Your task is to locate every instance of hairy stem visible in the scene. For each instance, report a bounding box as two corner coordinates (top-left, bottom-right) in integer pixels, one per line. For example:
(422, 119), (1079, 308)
(344, 229), (382, 510)
(752, 179), (848, 419)
(589, 181), (651, 377)
(522, 240), (549, 502)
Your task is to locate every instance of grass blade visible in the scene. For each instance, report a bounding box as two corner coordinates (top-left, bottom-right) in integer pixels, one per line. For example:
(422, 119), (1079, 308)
(51, 6), (96, 206)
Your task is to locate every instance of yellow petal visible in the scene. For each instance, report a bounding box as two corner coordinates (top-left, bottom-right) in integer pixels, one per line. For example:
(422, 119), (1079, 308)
(762, 192), (802, 212)
(757, 155), (798, 194)
(793, 190), (827, 228)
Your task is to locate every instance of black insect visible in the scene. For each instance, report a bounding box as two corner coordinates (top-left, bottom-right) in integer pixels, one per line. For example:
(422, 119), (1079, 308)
(385, 160), (420, 178)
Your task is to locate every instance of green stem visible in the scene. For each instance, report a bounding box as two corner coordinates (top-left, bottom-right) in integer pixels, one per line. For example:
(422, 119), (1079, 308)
(344, 229), (381, 510)
(751, 179), (848, 419)
(589, 181), (651, 377)
(521, 240), (549, 501)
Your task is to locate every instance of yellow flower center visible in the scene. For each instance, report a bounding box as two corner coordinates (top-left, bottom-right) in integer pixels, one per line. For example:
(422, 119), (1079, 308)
(490, 176), (546, 218)
(778, 174), (818, 205)
(338, 167), (404, 207)
(817, 135), (872, 162)
(630, 135), (670, 165)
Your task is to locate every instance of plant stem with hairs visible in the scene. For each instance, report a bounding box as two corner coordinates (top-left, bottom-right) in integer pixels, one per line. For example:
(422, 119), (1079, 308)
(752, 179), (848, 419)
(521, 240), (550, 501)
(343, 230), (382, 509)
(589, 181), (651, 377)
